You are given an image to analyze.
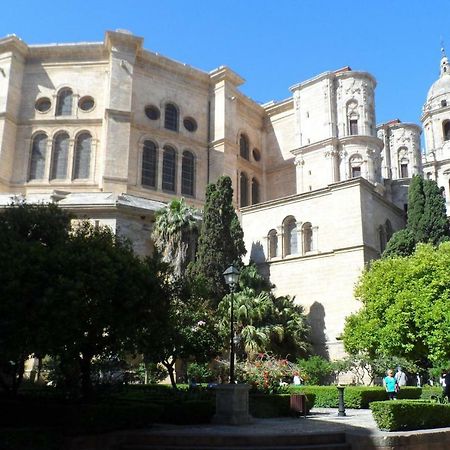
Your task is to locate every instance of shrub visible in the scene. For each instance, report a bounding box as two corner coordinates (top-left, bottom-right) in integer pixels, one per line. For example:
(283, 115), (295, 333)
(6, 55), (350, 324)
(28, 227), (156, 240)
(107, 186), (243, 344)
(159, 399), (215, 424)
(289, 386), (422, 409)
(187, 362), (213, 383)
(297, 356), (334, 385)
(371, 400), (450, 431)
(420, 385), (443, 400)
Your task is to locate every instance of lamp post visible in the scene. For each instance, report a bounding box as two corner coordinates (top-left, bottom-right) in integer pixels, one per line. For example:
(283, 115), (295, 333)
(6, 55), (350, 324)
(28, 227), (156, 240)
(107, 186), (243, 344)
(223, 265), (239, 384)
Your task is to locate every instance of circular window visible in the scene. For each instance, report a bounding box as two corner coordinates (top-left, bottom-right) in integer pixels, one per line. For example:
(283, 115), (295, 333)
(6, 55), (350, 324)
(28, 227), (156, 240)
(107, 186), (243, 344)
(145, 105), (160, 120)
(183, 117), (197, 132)
(78, 96), (95, 112)
(35, 97), (51, 113)
(252, 148), (261, 162)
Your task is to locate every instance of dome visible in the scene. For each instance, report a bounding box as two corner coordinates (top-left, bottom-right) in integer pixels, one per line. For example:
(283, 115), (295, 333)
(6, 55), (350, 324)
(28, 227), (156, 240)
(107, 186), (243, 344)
(426, 55), (450, 102)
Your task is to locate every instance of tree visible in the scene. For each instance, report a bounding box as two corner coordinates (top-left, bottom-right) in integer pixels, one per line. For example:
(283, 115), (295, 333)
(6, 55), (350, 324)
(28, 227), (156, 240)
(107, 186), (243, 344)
(188, 176), (246, 303)
(343, 243), (450, 369)
(141, 258), (221, 388)
(217, 263), (310, 362)
(47, 222), (167, 398)
(383, 176), (450, 258)
(152, 198), (199, 277)
(0, 202), (71, 395)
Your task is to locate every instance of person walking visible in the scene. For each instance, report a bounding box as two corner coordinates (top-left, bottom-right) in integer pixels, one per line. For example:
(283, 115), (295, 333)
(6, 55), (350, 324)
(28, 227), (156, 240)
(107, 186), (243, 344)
(394, 366), (407, 387)
(383, 369), (398, 400)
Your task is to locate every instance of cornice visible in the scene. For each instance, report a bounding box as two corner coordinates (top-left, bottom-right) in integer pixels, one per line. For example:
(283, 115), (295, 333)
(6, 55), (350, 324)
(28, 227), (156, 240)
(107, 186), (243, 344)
(0, 35), (28, 57)
(23, 117), (103, 127)
(209, 66), (245, 87)
(263, 98), (294, 117)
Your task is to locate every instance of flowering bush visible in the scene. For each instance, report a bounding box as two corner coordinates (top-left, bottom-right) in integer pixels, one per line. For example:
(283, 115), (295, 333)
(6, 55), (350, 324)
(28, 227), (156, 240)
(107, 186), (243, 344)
(236, 354), (300, 394)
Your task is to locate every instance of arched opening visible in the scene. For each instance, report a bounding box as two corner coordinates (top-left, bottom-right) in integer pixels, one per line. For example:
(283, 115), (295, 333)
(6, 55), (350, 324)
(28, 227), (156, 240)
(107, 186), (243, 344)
(240, 171), (248, 207)
(162, 145), (177, 191)
(283, 216), (297, 256)
(302, 222), (313, 252)
(164, 103), (179, 131)
(56, 88), (73, 116)
(50, 132), (69, 180)
(251, 177), (259, 205)
(239, 134), (249, 160)
(443, 121), (450, 141)
(73, 132), (92, 179)
(28, 133), (47, 181)
(142, 140), (157, 188)
(268, 229), (278, 259)
(181, 150), (195, 196)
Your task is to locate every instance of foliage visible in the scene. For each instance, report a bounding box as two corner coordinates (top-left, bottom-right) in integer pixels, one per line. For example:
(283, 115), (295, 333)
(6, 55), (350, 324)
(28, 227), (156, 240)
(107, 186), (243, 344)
(135, 362), (168, 384)
(383, 175), (450, 258)
(141, 257), (221, 388)
(290, 386), (422, 409)
(370, 400), (450, 431)
(188, 176), (246, 304)
(218, 263), (310, 361)
(235, 353), (299, 394)
(0, 202), (72, 394)
(343, 243), (450, 368)
(152, 198), (199, 277)
(187, 362), (214, 383)
(249, 393), (316, 418)
(297, 356), (334, 385)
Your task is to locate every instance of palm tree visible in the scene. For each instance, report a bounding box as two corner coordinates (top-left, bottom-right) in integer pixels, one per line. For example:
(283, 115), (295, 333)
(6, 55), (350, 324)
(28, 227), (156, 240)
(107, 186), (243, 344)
(152, 198), (199, 277)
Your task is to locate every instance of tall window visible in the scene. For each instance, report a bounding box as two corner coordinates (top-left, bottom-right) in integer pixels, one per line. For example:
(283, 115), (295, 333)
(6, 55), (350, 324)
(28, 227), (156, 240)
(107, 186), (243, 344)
(239, 134), (249, 160)
(385, 219), (393, 242)
(28, 133), (47, 181)
(162, 146), (176, 191)
(73, 133), (92, 179)
(399, 159), (409, 178)
(349, 119), (358, 135)
(283, 216), (297, 256)
(443, 121), (450, 141)
(56, 89), (73, 116)
(181, 150), (195, 196)
(50, 132), (69, 180)
(251, 177), (259, 205)
(240, 172), (248, 207)
(142, 140), (157, 188)
(268, 229), (278, 259)
(351, 166), (361, 177)
(349, 154), (363, 178)
(302, 222), (313, 252)
(164, 103), (178, 131)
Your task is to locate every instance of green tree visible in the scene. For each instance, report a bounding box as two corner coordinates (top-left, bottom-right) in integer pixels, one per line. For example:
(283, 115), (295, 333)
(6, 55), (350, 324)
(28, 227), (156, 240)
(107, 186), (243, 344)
(47, 222), (167, 398)
(218, 264), (310, 361)
(0, 202), (71, 395)
(152, 198), (199, 277)
(384, 176), (450, 258)
(188, 176), (246, 303)
(343, 243), (450, 369)
(141, 260), (221, 388)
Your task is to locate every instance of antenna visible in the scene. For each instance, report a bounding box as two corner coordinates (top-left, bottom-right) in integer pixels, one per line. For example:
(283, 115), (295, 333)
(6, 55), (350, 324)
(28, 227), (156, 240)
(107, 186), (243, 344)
(440, 36), (446, 57)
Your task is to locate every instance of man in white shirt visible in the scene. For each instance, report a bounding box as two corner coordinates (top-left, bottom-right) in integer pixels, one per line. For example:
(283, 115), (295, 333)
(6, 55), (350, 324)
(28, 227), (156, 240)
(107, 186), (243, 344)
(394, 366), (407, 386)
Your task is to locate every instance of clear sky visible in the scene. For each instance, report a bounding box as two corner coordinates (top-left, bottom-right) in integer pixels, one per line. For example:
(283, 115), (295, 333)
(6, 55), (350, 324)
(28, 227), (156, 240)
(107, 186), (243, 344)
(3, 0), (450, 126)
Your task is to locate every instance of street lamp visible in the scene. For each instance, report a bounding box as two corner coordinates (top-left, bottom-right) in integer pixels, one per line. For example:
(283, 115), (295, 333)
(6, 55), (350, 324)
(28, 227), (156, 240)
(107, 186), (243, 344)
(223, 265), (240, 384)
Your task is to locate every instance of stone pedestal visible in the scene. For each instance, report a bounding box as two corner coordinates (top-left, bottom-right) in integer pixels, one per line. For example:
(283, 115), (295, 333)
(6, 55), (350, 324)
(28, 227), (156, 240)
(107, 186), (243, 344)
(212, 384), (253, 425)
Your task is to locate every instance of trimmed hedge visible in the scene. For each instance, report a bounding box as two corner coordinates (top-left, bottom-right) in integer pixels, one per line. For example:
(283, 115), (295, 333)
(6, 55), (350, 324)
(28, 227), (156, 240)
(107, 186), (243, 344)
(249, 393), (316, 418)
(289, 386), (422, 409)
(371, 400), (450, 431)
(420, 385), (443, 400)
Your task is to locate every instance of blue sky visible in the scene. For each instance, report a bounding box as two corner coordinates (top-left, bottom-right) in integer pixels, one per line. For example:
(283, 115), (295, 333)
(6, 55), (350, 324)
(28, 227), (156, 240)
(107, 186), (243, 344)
(3, 0), (450, 125)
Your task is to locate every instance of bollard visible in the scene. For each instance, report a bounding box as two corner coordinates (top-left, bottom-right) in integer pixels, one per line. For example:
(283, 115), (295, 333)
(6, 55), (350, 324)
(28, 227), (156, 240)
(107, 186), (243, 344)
(337, 385), (346, 416)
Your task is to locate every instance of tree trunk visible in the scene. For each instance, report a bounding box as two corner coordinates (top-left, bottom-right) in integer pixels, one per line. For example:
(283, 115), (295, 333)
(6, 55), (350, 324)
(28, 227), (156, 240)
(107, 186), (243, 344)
(79, 352), (93, 399)
(11, 358), (25, 396)
(163, 359), (177, 389)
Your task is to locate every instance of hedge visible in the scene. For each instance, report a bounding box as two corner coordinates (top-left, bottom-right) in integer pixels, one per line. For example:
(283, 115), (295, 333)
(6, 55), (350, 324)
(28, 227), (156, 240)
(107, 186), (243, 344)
(371, 400), (450, 431)
(249, 393), (316, 418)
(289, 386), (422, 409)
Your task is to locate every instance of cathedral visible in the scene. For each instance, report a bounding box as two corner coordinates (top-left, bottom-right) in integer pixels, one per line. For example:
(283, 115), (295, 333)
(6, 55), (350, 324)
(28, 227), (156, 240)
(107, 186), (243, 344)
(0, 30), (448, 359)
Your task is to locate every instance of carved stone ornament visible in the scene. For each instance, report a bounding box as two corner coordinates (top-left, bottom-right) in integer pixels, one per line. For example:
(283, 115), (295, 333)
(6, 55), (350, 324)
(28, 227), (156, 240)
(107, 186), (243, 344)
(294, 155), (305, 166)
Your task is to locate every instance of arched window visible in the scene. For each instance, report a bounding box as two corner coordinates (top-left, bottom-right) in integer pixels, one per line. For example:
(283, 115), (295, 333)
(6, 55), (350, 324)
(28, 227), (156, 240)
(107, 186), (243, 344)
(73, 132), (92, 179)
(50, 132), (69, 180)
(349, 154), (363, 178)
(142, 140), (157, 188)
(268, 229), (278, 259)
(239, 134), (249, 160)
(385, 219), (393, 242)
(283, 216), (297, 256)
(302, 222), (313, 252)
(443, 121), (450, 141)
(56, 88), (73, 116)
(28, 133), (47, 181)
(181, 150), (195, 196)
(240, 172), (248, 207)
(164, 103), (178, 131)
(162, 145), (176, 192)
(251, 177), (259, 205)
(379, 225), (387, 253)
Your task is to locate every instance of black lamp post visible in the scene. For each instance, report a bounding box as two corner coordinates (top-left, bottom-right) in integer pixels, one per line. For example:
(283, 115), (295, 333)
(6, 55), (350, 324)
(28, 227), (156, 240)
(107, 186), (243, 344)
(223, 265), (240, 384)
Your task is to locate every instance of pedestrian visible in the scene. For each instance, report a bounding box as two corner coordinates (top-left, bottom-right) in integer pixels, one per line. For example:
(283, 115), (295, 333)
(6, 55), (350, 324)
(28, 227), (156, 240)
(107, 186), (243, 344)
(383, 369), (398, 400)
(443, 370), (450, 399)
(293, 372), (302, 386)
(394, 366), (407, 387)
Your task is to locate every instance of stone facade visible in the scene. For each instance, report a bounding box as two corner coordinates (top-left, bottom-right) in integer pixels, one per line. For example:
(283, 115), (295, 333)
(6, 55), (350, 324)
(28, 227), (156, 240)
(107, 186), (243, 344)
(0, 30), (444, 360)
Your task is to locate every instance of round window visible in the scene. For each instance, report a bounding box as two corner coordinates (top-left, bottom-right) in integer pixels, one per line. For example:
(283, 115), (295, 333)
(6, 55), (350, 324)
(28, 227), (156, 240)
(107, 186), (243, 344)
(183, 117), (197, 132)
(35, 97), (51, 113)
(78, 96), (95, 111)
(252, 148), (261, 162)
(145, 105), (160, 120)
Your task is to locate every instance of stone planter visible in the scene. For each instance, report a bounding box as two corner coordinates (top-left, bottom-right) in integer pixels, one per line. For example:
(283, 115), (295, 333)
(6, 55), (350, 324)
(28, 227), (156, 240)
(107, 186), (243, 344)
(212, 384), (253, 425)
